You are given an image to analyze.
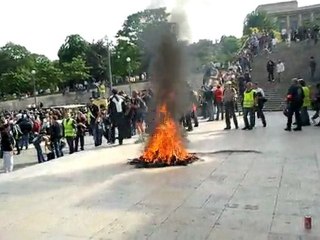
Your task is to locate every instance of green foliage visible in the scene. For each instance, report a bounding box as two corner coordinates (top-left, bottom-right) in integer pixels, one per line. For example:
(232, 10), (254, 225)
(243, 11), (277, 35)
(117, 8), (169, 45)
(58, 34), (89, 64)
(115, 8), (170, 75)
(0, 7), (246, 97)
(187, 40), (218, 70)
(33, 55), (63, 91)
(61, 56), (90, 87)
(112, 40), (140, 77)
(86, 40), (109, 82)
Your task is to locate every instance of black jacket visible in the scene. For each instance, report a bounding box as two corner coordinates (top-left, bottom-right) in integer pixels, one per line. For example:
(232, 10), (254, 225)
(1, 131), (14, 152)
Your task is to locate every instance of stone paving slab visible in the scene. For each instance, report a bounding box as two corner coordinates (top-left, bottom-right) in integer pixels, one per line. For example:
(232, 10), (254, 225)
(0, 113), (320, 239)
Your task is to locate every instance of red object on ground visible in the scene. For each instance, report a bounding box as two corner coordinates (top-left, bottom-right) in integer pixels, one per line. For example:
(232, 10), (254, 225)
(304, 216), (312, 229)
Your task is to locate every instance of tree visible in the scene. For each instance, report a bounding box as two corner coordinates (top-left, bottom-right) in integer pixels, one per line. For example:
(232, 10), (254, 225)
(0, 43), (36, 96)
(0, 42), (34, 74)
(58, 34), (89, 64)
(188, 40), (218, 63)
(86, 40), (109, 82)
(243, 11), (277, 35)
(115, 8), (170, 75)
(32, 54), (63, 92)
(219, 36), (241, 56)
(112, 39), (140, 78)
(117, 8), (169, 45)
(61, 56), (90, 88)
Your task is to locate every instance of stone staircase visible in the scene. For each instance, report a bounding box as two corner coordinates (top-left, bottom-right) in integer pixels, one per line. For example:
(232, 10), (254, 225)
(249, 41), (320, 111)
(264, 88), (285, 111)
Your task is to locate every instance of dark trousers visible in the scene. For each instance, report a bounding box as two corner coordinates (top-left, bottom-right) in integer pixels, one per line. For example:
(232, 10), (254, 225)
(185, 112), (193, 131)
(256, 105), (266, 125)
(75, 134), (84, 151)
(52, 139), (63, 158)
(14, 138), (20, 154)
(110, 114), (126, 145)
(66, 136), (75, 154)
(225, 102), (238, 128)
(215, 102), (224, 120)
(268, 71), (274, 81)
(34, 143), (45, 163)
(192, 110), (199, 127)
(202, 102), (208, 118)
(243, 108), (255, 128)
(287, 107), (302, 129)
(301, 106), (310, 126)
(207, 100), (215, 120)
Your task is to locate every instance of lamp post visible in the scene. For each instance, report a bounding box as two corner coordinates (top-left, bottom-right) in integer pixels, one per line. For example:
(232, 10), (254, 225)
(126, 57), (132, 96)
(31, 70), (37, 106)
(107, 44), (113, 96)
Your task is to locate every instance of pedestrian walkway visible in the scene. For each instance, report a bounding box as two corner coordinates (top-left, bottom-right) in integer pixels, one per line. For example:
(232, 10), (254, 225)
(0, 112), (319, 239)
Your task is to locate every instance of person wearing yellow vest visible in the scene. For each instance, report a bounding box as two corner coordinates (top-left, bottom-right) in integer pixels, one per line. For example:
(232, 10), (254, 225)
(62, 112), (77, 154)
(300, 79), (311, 126)
(98, 82), (106, 98)
(242, 82), (257, 130)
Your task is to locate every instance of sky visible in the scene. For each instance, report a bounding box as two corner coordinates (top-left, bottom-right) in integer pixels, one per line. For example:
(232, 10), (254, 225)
(0, 0), (318, 60)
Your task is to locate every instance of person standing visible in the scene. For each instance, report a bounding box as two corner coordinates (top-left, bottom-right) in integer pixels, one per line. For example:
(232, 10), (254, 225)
(310, 56), (317, 81)
(300, 80), (311, 126)
(1, 124), (14, 173)
(276, 60), (285, 82)
(109, 89), (127, 145)
(62, 112), (77, 154)
(223, 82), (238, 130)
(204, 85), (215, 121)
(285, 78), (304, 131)
(215, 85), (224, 121)
(75, 111), (86, 151)
(312, 83), (320, 125)
(267, 60), (275, 82)
(242, 82), (256, 130)
(50, 115), (63, 158)
(131, 91), (147, 143)
(253, 83), (267, 127)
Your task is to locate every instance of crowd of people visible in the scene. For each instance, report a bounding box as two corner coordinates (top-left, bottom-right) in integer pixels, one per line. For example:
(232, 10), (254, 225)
(1, 29), (320, 174)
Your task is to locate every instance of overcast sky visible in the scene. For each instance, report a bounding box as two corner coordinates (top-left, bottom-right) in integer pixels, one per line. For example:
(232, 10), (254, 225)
(0, 0), (318, 59)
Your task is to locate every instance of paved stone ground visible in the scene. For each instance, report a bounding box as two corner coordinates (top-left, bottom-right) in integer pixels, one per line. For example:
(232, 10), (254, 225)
(0, 112), (320, 240)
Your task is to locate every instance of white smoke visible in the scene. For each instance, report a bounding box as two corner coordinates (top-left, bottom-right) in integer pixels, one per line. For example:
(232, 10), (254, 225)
(147, 0), (192, 42)
(169, 0), (191, 42)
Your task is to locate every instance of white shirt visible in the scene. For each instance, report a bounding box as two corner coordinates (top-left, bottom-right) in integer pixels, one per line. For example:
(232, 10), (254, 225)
(277, 62), (285, 73)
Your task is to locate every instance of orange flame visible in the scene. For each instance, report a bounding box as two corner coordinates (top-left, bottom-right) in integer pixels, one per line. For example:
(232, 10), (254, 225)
(142, 104), (190, 164)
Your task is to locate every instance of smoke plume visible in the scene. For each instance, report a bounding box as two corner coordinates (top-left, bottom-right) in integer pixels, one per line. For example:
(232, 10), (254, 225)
(144, 0), (191, 127)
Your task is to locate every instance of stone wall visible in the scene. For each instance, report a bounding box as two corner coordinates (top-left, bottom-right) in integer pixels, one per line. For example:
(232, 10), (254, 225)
(256, 1), (298, 13)
(0, 72), (203, 111)
(0, 81), (150, 111)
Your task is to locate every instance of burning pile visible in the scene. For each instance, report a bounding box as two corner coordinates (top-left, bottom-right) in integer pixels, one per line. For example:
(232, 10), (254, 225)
(129, 22), (199, 168)
(129, 105), (198, 168)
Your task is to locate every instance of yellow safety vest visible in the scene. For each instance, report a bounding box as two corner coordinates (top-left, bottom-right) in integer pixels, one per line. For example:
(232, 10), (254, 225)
(63, 118), (76, 137)
(99, 85), (106, 94)
(302, 86), (311, 107)
(243, 90), (255, 108)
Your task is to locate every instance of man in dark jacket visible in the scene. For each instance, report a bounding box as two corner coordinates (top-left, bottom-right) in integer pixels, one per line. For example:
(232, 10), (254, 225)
(285, 78), (305, 131)
(108, 89), (127, 145)
(50, 115), (63, 158)
(17, 115), (33, 150)
(267, 60), (275, 82)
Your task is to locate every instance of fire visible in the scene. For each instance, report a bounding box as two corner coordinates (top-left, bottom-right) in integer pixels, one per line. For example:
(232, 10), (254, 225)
(141, 104), (190, 165)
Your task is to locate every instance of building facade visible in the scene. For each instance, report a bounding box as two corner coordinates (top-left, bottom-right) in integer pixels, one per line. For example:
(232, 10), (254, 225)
(256, 1), (320, 30)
